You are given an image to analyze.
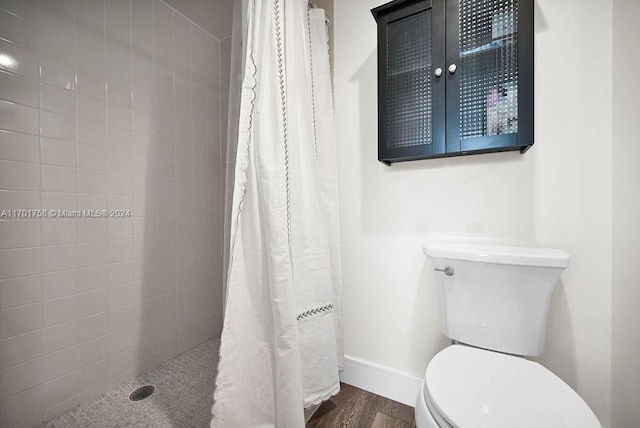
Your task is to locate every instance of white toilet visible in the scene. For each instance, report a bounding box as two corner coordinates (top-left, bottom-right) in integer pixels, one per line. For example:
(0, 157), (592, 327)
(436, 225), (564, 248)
(415, 241), (601, 428)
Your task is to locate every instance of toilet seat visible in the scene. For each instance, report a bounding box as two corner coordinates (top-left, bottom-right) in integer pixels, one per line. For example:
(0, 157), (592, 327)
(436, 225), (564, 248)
(423, 345), (601, 428)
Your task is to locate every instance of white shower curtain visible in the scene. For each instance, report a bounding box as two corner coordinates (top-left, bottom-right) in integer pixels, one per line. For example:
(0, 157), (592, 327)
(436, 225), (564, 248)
(212, 0), (342, 426)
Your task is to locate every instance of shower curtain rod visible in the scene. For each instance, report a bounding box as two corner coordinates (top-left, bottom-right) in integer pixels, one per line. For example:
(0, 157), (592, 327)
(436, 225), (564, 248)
(307, 0), (331, 25)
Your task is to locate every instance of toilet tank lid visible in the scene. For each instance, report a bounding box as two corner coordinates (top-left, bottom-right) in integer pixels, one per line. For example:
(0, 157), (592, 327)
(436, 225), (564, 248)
(423, 240), (570, 268)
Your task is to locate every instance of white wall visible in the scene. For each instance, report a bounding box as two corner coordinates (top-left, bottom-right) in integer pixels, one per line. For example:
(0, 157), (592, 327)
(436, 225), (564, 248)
(611, 0), (640, 426)
(0, 1), (226, 426)
(334, 0), (613, 426)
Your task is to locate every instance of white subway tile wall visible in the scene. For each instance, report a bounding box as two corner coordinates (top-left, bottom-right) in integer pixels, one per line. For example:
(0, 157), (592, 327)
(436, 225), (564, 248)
(0, 0), (228, 426)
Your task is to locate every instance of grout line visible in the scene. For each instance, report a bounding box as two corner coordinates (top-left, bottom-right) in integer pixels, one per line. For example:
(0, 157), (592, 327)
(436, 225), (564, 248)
(0, 35), (38, 55)
(102, 1), (109, 339)
(71, 0), (80, 366)
(157, 0), (225, 42)
(171, 2), (178, 351)
(36, 0), (45, 374)
(128, 0), (136, 367)
(0, 5), (35, 23)
(151, 0), (160, 365)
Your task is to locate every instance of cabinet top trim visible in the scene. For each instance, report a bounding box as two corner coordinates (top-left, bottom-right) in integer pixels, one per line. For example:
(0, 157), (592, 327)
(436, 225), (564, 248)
(371, 0), (425, 21)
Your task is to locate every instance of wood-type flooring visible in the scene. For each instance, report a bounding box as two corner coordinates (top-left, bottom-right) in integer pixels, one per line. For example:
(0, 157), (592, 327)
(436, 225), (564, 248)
(306, 383), (417, 428)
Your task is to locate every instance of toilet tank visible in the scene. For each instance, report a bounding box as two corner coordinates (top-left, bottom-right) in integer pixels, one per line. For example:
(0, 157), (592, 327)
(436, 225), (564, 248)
(424, 241), (570, 357)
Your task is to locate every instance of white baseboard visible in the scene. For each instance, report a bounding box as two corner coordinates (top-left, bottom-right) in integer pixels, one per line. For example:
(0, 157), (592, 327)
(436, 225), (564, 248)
(339, 356), (423, 407)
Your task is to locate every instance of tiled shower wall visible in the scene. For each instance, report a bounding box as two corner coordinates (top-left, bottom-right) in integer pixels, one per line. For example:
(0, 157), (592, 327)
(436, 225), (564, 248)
(0, 0), (227, 426)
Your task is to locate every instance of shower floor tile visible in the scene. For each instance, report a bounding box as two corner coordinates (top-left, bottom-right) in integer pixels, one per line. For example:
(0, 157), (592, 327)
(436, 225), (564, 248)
(45, 339), (220, 428)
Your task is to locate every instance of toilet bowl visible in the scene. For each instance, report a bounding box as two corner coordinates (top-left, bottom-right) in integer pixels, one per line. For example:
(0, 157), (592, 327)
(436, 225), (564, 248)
(415, 345), (600, 427)
(416, 241), (601, 428)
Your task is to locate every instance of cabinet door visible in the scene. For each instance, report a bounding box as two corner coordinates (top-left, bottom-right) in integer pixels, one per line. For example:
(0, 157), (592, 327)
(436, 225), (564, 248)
(375, 0), (446, 164)
(445, 0), (533, 154)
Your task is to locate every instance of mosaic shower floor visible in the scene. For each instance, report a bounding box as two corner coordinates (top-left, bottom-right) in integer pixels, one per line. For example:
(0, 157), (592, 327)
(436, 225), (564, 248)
(45, 339), (220, 428)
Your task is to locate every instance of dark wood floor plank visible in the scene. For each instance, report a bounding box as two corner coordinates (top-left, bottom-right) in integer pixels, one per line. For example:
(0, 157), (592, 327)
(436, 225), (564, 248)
(377, 397), (414, 423)
(369, 412), (411, 428)
(307, 384), (358, 427)
(344, 389), (383, 428)
(306, 383), (383, 428)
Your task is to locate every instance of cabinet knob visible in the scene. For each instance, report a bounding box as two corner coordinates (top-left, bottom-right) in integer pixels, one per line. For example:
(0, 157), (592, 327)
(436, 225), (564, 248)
(448, 64), (457, 74)
(434, 67), (443, 77)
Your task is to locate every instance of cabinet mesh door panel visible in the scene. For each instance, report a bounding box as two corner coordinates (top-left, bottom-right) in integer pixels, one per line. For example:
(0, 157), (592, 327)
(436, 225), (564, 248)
(459, 0), (518, 139)
(386, 10), (433, 149)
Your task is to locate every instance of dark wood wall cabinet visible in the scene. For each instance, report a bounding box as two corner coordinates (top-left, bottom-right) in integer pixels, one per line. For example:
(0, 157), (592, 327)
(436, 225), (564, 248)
(371, 0), (533, 165)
